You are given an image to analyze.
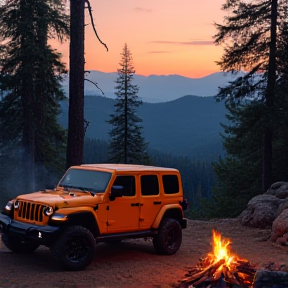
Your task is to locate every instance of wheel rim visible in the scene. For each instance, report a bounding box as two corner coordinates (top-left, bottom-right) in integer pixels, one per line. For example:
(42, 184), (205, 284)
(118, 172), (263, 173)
(65, 237), (89, 263)
(166, 227), (177, 249)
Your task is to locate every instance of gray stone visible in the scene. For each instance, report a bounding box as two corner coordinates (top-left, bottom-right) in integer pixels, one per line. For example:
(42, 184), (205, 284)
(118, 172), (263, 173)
(265, 182), (288, 199)
(270, 209), (288, 244)
(238, 194), (283, 228)
(253, 269), (288, 288)
(276, 200), (288, 218)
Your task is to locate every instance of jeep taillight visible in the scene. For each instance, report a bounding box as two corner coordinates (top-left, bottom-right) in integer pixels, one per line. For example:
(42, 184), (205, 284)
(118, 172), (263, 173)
(180, 199), (189, 211)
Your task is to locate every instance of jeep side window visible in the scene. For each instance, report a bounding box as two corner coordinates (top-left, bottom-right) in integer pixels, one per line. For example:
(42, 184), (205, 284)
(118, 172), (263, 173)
(140, 175), (159, 196)
(112, 176), (135, 196)
(162, 175), (179, 194)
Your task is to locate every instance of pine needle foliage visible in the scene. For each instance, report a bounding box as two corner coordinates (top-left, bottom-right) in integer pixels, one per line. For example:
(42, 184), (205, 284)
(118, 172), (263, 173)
(107, 44), (150, 164)
(0, 0), (69, 193)
(202, 0), (288, 218)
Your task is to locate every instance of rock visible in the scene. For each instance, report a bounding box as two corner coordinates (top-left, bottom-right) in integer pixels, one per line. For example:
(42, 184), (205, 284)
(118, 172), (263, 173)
(253, 270), (288, 288)
(270, 209), (288, 243)
(238, 194), (283, 228)
(265, 181), (288, 199)
(237, 182), (288, 243)
(276, 200), (288, 217)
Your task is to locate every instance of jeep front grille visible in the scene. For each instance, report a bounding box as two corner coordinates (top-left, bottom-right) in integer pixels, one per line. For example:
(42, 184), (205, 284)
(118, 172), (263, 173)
(16, 201), (46, 223)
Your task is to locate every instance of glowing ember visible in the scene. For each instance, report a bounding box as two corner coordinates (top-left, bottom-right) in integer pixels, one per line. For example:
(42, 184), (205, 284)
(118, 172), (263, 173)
(180, 230), (257, 287)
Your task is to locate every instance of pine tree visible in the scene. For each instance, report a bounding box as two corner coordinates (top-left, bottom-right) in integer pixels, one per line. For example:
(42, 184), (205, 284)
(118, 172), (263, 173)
(0, 0), (69, 193)
(206, 0), (288, 217)
(207, 101), (263, 218)
(107, 44), (149, 164)
(213, 0), (287, 192)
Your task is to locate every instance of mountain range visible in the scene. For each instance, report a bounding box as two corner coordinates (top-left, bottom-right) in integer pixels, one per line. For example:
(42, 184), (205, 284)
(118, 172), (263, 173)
(59, 95), (227, 160)
(61, 70), (239, 103)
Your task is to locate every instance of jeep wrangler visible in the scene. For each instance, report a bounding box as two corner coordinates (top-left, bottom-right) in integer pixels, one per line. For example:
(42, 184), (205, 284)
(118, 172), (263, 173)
(0, 164), (187, 270)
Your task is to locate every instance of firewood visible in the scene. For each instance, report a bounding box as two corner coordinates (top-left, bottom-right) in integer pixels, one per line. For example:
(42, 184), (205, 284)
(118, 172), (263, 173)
(222, 266), (240, 285)
(181, 259), (225, 285)
(192, 274), (212, 286)
(212, 268), (222, 281)
(236, 263), (257, 276)
(236, 272), (255, 285)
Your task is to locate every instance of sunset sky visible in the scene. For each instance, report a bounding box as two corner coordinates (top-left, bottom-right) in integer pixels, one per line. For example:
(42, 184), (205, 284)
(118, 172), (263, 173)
(56, 0), (226, 78)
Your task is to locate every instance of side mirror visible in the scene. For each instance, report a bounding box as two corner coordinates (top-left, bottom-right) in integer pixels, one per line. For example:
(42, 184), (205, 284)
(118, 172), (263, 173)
(109, 185), (123, 201)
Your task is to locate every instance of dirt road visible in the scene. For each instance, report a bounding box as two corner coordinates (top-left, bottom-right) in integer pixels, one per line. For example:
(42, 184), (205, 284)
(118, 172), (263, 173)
(1, 219), (287, 288)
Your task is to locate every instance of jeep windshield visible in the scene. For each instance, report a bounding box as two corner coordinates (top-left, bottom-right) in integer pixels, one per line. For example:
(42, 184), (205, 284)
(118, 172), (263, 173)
(58, 168), (112, 194)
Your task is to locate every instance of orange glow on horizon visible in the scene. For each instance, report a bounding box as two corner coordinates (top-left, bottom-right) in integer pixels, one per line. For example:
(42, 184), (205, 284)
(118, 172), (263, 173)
(51, 0), (226, 79)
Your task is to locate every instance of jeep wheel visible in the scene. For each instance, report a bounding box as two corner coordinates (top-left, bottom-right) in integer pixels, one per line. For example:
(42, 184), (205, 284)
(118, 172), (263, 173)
(104, 239), (122, 244)
(1, 234), (39, 253)
(50, 225), (96, 271)
(153, 218), (182, 255)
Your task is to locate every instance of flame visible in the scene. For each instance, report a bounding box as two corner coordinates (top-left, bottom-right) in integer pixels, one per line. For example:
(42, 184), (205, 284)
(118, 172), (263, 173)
(206, 229), (248, 278)
(209, 229), (235, 266)
(184, 230), (256, 286)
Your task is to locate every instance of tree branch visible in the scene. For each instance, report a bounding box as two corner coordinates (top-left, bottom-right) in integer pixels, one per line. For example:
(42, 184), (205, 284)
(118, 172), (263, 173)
(84, 78), (105, 96)
(85, 0), (108, 51)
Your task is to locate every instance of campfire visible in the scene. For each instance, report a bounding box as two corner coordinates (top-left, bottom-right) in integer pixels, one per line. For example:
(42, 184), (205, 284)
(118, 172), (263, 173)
(180, 229), (257, 288)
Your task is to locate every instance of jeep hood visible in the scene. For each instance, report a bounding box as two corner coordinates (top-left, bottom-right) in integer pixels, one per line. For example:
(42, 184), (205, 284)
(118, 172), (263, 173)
(16, 189), (104, 208)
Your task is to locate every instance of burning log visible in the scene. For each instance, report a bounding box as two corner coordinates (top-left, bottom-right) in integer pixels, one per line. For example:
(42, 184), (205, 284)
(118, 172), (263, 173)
(179, 230), (257, 288)
(181, 259), (225, 285)
(180, 258), (256, 287)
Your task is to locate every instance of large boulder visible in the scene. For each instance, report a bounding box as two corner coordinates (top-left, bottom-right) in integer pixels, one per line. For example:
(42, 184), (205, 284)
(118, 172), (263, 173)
(270, 209), (288, 245)
(239, 182), (288, 244)
(265, 182), (288, 199)
(238, 194), (283, 228)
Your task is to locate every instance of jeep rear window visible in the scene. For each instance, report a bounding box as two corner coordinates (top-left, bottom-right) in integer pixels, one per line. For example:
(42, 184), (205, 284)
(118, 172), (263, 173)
(141, 175), (159, 196)
(59, 169), (112, 193)
(162, 175), (179, 194)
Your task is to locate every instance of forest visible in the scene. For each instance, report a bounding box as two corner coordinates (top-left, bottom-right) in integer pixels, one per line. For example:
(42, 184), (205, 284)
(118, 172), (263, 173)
(0, 0), (288, 220)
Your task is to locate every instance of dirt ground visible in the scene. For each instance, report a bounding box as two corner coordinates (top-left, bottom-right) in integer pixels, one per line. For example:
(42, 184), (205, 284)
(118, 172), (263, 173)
(1, 218), (288, 288)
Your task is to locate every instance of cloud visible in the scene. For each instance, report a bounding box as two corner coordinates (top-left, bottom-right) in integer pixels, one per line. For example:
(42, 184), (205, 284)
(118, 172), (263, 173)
(134, 7), (152, 13)
(150, 40), (214, 46)
(148, 51), (172, 54)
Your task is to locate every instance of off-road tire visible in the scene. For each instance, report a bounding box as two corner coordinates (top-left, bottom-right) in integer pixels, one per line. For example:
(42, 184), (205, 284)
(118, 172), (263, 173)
(153, 218), (182, 255)
(104, 240), (122, 244)
(50, 225), (96, 271)
(1, 234), (39, 253)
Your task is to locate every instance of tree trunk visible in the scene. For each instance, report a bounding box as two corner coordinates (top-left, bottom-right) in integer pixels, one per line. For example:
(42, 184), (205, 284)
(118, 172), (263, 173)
(66, 0), (85, 168)
(262, 0), (277, 192)
(20, 0), (35, 192)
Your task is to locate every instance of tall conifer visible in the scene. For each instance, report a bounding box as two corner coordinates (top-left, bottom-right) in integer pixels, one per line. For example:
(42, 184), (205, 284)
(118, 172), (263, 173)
(206, 0), (288, 217)
(214, 0), (286, 192)
(0, 0), (69, 193)
(107, 44), (149, 164)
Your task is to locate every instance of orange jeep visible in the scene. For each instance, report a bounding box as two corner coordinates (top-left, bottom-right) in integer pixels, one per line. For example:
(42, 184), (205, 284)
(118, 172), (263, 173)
(0, 164), (187, 270)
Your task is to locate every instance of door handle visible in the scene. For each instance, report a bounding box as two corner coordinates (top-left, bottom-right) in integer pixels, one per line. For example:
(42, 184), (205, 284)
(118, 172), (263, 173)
(153, 201), (161, 205)
(131, 203), (140, 207)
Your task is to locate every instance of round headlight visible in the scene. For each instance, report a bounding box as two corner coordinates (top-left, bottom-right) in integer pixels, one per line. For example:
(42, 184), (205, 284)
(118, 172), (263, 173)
(44, 206), (54, 216)
(5, 201), (13, 211)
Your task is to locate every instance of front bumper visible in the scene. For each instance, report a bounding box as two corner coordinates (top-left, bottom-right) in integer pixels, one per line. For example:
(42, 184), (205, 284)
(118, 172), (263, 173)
(0, 213), (60, 244)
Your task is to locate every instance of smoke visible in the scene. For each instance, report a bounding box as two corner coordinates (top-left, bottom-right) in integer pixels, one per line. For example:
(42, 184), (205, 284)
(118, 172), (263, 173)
(0, 146), (63, 209)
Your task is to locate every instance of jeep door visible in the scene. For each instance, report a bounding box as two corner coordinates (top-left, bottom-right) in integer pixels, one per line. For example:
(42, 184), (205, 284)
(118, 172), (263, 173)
(107, 175), (140, 233)
(139, 174), (161, 229)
